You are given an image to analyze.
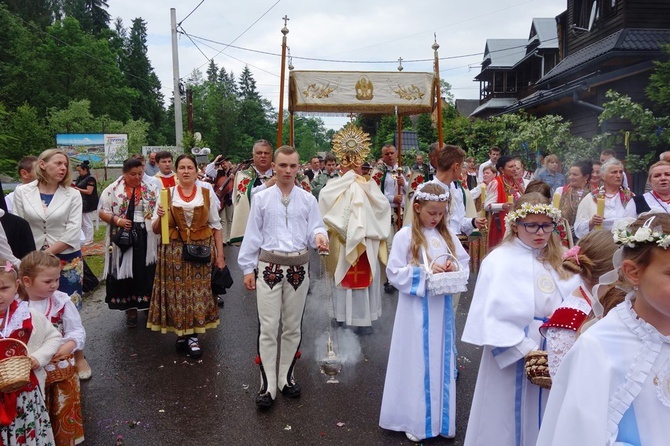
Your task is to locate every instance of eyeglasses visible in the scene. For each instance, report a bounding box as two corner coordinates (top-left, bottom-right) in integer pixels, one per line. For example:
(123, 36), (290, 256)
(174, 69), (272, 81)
(519, 222), (557, 234)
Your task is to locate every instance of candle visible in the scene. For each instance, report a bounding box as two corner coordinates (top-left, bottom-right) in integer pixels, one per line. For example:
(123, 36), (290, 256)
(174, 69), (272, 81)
(507, 195), (514, 203)
(595, 197), (605, 230)
(160, 189), (169, 244)
(479, 183), (487, 218)
(552, 192), (560, 209)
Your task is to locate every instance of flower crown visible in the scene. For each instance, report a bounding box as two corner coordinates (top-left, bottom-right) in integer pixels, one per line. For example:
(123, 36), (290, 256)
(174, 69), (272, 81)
(612, 216), (670, 249)
(504, 203), (562, 232)
(413, 183), (449, 203)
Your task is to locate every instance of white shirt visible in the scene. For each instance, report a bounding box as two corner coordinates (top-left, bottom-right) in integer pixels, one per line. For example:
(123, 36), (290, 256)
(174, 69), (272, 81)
(143, 173), (162, 190)
(28, 290), (86, 351)
(237, 185), (327, 275)
(0, 209), (20, 266)
(477, 159), (493, 183)
(249, 167), (274, 198)
(432, 178), (475, 236)
(574, 192), (637, 238)
(165, 186), (222, 230)
(382, 164), (407, 209)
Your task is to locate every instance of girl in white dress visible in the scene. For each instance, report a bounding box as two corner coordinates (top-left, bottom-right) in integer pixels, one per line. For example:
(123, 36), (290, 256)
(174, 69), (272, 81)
(380, 183), (469, 442)
(540, 230), (623, 378)
(462, 192), (578, 446)
(538, 213), (670, 445)
(20, 251), (86, 445)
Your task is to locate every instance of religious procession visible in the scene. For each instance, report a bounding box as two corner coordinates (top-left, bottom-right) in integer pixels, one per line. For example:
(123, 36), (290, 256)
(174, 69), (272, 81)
(2, 1), (670, 445)
(2, 114), (670, 446)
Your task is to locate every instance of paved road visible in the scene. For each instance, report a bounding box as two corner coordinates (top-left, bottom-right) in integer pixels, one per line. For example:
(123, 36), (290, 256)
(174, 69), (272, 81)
(80, 246), (483, 445)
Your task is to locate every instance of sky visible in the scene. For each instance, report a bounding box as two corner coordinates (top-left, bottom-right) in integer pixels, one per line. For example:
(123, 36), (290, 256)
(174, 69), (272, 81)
(107, 0), (567, 130)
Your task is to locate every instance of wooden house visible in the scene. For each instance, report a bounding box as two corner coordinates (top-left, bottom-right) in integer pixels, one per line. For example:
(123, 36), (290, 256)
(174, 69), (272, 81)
(473, 1), (670, 159)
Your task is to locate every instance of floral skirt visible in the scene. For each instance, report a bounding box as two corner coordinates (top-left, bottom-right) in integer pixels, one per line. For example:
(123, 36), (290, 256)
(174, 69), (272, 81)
(57, 251), (83, 310)
(105, 224), (154, 311)
(0, 389), (55, 446)
(45, 373), (84, 445)
(147, 239), (219, 336)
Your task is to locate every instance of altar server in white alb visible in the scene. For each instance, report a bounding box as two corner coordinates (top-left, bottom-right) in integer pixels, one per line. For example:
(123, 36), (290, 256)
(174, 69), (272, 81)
(537, 213), (670, 446)
(461, 192), (578, 446)
(238, 146), (329, 410)
(380, 182), (469, 442)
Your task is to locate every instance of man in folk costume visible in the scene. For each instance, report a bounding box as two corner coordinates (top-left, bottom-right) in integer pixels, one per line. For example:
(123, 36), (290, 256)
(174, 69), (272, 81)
(310, 153), (340, 200)
(319, 124), (391, 333)
(229, 140), (312, 244)
(238, 146), (329, 410)
(154, 151), (176, 188)
(371, 144), (407, 292)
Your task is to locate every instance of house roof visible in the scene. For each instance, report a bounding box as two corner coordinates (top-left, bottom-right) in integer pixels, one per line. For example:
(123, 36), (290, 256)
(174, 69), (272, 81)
(529, 18), (558, 50)
(500, 59), (657, 115)
(455, 99), (480, 117)
(395, 131), (419, 151)
(539, 28), (670, 84)
(482, 39), (528, 68)
(470, 98), (518, 117)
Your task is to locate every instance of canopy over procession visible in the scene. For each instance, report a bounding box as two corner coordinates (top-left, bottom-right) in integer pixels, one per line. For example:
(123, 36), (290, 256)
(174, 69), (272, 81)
(2, 5), (670, 445)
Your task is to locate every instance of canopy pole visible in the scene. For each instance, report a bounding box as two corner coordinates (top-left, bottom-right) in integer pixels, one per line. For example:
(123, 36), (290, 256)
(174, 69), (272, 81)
(289, 113), (294, 147)
(432, 35), (443, 148)
(396, 106), (403, 228)
(277, 16), (289, 147)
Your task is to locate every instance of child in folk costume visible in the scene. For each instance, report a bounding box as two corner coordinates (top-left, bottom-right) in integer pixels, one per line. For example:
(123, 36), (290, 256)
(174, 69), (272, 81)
(538, 213), (670, 445)
(380, 183), (470, 442)
(0, 259), (61, 445)
(540, 230), (624, 378)
(20, 252), (85, 445)
(461, 192), (579, 446)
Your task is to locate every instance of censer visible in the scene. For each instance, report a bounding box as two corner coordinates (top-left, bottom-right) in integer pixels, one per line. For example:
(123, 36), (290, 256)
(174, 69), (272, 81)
(317, 250), (344, 384)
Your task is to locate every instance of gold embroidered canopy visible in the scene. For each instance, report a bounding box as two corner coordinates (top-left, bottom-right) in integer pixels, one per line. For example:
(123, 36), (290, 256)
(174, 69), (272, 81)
(288, 70), (436, 115)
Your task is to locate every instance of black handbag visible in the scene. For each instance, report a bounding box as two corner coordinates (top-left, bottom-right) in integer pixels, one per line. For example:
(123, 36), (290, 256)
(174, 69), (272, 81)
(112, 188), (136, 252)
(182, 243), (211, 263)
(168, 188), (212, 264)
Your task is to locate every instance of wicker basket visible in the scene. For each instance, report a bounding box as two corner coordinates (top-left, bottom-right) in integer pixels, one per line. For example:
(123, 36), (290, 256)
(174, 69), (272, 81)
(0, 339), (31, 393)
(524, 350), (552, 389)
(45, 353), (76, 385)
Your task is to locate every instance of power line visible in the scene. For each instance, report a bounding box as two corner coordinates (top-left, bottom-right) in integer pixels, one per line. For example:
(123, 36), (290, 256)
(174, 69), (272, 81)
(183, 31), (557, 65)
(178, 0), (205, 27)
(183, 31), (280, 78)
(194, 0), (282, 72)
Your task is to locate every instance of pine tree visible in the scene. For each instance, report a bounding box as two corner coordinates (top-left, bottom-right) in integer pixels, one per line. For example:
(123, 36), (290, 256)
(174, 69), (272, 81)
(123, 17), (165, 143)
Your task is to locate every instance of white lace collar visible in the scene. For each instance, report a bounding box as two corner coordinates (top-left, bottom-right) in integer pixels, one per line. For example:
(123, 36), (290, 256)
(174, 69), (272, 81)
(1, 300), (31, 338)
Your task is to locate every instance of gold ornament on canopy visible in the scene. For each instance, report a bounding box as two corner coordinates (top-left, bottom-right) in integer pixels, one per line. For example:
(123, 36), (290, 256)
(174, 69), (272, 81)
(331, 123), (371, 168)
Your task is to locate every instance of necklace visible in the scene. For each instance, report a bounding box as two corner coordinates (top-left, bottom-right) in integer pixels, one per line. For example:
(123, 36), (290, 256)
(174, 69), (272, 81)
(653, 353), (670, 407)
(177, 185), (197, 202)
(651, 191), (670, 213)
(280, 193), (290, 226)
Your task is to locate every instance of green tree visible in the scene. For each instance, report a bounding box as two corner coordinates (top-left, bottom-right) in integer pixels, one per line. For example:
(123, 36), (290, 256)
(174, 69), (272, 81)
(646, 45), (670, 116)
(122, 18), (165, 143)
(61, 0), (110, 35)
(0, 0), (60, 29)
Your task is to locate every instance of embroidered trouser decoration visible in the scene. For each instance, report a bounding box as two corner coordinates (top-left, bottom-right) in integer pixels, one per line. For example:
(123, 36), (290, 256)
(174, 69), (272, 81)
(286, 265), (306, 291)
(256, 260), (309, 398)
(262, 263), (284, 289)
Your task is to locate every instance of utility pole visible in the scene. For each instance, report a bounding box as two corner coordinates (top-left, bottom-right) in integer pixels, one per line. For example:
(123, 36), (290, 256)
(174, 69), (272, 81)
(186, 88), (194, 134)
(171, 8), (184, 149)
